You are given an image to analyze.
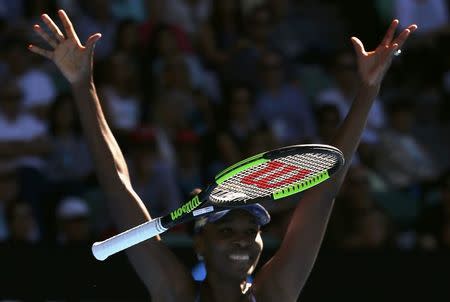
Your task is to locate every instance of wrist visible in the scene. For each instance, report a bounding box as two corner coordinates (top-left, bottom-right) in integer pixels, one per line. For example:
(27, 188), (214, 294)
(358, 80), (381, 96)
(71, 76), (95, 91)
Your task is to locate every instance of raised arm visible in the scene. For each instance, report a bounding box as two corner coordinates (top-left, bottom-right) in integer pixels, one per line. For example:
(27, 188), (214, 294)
(28, 10), (193, 300)
(253, 20), (417, 301)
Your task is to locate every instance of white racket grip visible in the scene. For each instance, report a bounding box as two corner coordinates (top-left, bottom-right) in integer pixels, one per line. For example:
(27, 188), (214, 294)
(92, 217), (167, 261)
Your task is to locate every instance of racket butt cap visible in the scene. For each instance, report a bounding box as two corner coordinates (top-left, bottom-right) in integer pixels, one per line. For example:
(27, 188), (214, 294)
(92, 242), (108, 261)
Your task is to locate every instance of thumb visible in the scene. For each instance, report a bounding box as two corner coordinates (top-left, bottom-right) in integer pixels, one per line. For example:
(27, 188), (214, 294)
(85, 33), (102, 52)
(350, 37), (366, 56)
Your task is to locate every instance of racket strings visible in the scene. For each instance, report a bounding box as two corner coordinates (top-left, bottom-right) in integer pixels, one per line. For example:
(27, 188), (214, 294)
(210, 152), (339, 204)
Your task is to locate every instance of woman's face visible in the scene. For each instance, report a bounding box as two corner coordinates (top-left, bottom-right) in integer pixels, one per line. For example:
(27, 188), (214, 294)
(196, 210), (263, 281)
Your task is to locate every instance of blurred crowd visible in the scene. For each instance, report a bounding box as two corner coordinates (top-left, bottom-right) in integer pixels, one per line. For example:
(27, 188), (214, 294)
(0, 0), (449, 254)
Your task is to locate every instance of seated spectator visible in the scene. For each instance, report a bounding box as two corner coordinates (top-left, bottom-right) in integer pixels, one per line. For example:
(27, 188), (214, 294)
(254, 52), (317, 145)
(45, 93), (93, 194)
(220, 84), (260, 153)
(98, 53), (142, 140)
(416, 171), (450, 250)
(223, 5), (276, 90)
(374, 98), (438, 190)
(316, 50), (386, 144)
(74, 0), (119, 60)
(0, 168), (20, 242)
(174, 130), (204, 199)
(395, 0), (450, 39)
(314, 103), (341, 144)
(146, 23), (215, 99)
(196, 0), (243, 71)
(56, 196), (93, 245)
(0, 80), (50, 227)
(326, 164), (396, 250)
(126, 126), (182, 218)
(4, 199), (40, 244)
(159, 0), (211, 37)
(4, 34), (56, 121)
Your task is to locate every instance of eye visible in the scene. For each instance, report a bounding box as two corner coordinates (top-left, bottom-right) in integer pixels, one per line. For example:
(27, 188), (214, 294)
(218, 227), (233, 236)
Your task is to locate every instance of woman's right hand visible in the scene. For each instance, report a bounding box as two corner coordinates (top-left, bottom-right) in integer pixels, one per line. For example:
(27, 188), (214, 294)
(28, 10), (102, 85)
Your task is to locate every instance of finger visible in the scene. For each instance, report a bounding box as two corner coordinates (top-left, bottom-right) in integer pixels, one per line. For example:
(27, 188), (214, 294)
(41, 14), (65, 42)
(408, 24), (418, 33)
(393, 24), (417, 50)
(33, 24), (58, 48)
(351, 37), (367, 56)
(392, 29), (412, 50)
(28, 44), (53, 60)
(58, 9), (81, 45)
(85, 33), (102, 52)
(380, 19), (399, 46)
(387, 43), (399, 58)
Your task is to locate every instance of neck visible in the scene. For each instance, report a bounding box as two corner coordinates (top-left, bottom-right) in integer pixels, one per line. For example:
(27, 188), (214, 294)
(202, 273), (248, 302)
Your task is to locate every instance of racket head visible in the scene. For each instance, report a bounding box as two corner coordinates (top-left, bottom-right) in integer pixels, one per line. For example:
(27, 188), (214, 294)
(209, 144), (344, 206)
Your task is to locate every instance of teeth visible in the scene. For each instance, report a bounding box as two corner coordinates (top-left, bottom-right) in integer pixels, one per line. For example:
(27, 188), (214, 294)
(229, 254), (249, 261)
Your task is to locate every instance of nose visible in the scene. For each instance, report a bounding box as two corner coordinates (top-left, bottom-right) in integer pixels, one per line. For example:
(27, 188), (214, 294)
(232, 234), (252, 248)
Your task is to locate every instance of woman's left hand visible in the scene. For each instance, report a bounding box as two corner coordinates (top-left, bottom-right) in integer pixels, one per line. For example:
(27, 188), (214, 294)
(351, 19), (417, 87)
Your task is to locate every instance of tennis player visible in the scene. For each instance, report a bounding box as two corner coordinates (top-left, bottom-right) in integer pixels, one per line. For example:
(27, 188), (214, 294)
(28, 10), (416, 302)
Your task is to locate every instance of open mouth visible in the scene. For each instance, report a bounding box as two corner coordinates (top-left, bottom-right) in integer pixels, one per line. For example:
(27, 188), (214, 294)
(229, 254), (250, 261)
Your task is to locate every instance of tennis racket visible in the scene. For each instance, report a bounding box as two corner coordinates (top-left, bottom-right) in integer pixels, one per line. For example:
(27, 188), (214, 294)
(92, 144), (344, 260)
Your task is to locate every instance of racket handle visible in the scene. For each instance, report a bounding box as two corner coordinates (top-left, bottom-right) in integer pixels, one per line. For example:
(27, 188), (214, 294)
(92, 217), (167, 261)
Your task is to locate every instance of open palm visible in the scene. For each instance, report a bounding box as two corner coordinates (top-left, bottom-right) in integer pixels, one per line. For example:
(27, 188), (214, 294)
(28, 10), (101, 84)
(351, 20), (417, 87)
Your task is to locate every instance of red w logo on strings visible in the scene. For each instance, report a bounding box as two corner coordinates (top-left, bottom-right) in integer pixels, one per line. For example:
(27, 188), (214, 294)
(240, 160), (311, 189)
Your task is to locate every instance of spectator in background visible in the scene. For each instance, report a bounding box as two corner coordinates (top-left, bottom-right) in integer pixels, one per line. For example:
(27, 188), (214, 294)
(174, 130), (204, 199)
(316, 49), (386, 144)
(56, 196), (92, 245)
(268, 0), (348, 63)
(75, 0), (118, 60)
(189, 89), (216, 136)
(314, 103), (341, 144)
(126, 126), (182, 218)
(223, 4), (276, 91)
(146, 23), (216, 100)
(160, 0), (212, 38)
(374, 98), (438, 190)
(416, 171), (450, 250)
(254, 51), (317, 145)
(196, 0), (243, 72)
(113, 18), (142, 64)
(98, 53), (141, 140)
(220, 84), (260, 153)
(0, 168), (20, 241)
(326, 164), (395, 250)
(0, 80), (50, 228)
(3, 34), (56, 121)
(4, 199), (40, 244)
(395, 0), (449, 38)
(150, 91), (191, 169)
(45, 93), (93, 194)
(110, 0), (147, 22)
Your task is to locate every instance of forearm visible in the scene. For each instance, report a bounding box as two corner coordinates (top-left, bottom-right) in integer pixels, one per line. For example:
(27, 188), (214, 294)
(266, 83), (382, 294)
(329, 82), (380, 190)
(71, 79), (151, 226)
